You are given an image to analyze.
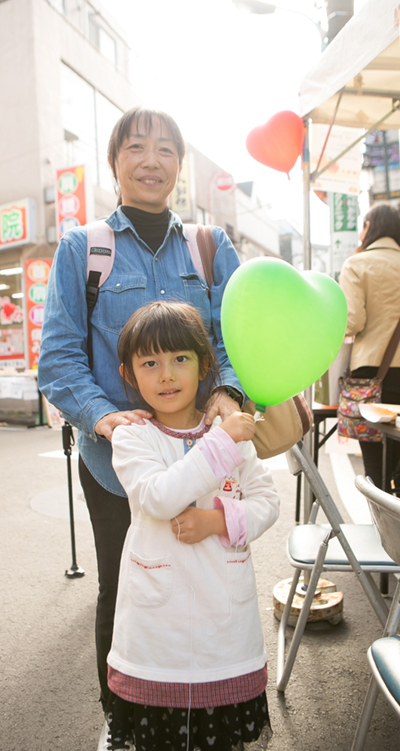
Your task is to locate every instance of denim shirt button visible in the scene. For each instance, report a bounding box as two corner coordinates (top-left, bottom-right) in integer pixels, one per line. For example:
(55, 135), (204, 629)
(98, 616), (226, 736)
(160, 289), (165, 295)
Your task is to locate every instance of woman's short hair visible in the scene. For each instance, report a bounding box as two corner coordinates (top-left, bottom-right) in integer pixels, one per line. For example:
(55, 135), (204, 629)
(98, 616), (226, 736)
(108, 105), (185, 199)
(118, 301), (219, 409)
(360, 202), (400, 250)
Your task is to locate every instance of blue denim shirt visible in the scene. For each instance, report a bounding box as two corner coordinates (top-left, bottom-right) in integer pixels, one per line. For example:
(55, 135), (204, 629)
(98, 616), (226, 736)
(38, 207), (243, 496)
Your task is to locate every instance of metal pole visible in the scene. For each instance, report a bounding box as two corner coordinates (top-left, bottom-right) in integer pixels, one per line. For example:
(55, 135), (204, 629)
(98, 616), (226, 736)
(62, 422), (85, 578)
(302, 119), (313, 523)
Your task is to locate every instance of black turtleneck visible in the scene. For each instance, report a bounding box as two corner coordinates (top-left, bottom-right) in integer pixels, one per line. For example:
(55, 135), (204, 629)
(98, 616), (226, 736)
(121, 205), (170, 254)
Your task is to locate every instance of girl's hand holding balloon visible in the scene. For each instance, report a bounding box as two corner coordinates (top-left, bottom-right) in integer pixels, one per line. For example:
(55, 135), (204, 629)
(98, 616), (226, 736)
(171, 507), (228, 544)
(220, 411), (256, 443)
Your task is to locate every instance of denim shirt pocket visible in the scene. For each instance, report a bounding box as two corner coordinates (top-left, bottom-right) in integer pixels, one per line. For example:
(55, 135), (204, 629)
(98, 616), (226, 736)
(179, 273), (211, 331)
(95, 274), (147, 334)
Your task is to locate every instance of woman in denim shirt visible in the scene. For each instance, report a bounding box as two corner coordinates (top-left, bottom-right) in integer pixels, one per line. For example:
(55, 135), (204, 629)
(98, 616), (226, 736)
(38, 106), (243, 748)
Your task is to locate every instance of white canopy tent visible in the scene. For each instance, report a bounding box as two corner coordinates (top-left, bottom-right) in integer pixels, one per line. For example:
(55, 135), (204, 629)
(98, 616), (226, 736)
(298, 0), (400, 269)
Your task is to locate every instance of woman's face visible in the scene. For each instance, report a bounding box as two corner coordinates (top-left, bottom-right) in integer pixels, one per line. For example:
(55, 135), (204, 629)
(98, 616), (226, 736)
(113, 118), (182, 213)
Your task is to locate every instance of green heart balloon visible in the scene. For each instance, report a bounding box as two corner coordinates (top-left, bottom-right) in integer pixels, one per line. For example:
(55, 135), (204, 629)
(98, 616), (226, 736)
(221, 257), (348, 406)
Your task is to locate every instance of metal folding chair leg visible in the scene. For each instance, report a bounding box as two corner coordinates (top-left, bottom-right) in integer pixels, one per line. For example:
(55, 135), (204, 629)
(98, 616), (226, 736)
(276, 529), (332, 692)
(291, 443), (390, 628)
(351, 678), (380, 751)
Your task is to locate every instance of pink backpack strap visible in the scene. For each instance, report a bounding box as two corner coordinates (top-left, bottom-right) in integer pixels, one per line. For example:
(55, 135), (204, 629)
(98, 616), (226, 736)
(184, 223), (205, 280)
(86, 219), (115, 286)
(183, 224), (217, 298)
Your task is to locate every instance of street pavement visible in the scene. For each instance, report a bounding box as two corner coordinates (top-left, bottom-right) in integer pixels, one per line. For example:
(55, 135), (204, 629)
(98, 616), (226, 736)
(1, 424), (399, 751)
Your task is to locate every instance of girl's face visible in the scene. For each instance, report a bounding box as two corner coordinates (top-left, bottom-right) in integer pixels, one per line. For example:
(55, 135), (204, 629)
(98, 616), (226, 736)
(126, 349), (203, 429)
(113, 118), (182, 213)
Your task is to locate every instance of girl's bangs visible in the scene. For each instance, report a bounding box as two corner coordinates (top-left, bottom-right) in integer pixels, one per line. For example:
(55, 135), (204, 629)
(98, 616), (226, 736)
(135, 316), (202, 358)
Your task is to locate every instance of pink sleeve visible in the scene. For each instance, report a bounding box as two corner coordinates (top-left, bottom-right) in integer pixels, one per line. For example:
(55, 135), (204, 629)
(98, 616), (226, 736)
(197, 426), (244, 481)
(214, 496), (247, 547)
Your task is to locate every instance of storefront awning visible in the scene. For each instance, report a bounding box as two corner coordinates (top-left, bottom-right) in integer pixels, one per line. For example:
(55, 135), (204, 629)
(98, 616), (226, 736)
(299, 0), (400, 131)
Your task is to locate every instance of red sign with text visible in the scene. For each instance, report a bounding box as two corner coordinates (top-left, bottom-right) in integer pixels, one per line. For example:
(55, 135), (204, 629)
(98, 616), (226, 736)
(24, 259), (52, 369)
(56, 165), (88, 240)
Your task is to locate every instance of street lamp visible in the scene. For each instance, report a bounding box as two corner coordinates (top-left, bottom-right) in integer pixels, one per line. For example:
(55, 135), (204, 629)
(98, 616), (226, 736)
(231, 0), (327, 50)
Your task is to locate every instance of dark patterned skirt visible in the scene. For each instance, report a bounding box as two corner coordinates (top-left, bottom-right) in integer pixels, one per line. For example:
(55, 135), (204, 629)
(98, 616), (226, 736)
(107, 691), (272, 751)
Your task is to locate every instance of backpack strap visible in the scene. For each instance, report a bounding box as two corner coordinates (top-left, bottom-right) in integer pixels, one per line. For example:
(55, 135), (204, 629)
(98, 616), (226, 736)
(184, 224), (217, 298)
(86, 220), (115, 369)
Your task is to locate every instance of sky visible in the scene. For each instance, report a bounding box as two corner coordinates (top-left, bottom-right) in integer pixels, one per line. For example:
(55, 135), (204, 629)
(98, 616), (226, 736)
(99, 0), (368, 244)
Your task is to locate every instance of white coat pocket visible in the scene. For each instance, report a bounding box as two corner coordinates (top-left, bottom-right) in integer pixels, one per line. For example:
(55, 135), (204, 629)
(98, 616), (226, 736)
(129, 552), (173, 608)
(225, 549), (256, 604)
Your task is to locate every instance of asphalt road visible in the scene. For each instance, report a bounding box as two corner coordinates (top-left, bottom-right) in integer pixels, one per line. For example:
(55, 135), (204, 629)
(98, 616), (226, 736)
(1, 424), (398, 751)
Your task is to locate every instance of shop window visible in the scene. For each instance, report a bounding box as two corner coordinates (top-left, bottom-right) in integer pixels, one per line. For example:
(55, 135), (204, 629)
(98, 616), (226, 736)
(47, 0), (66, 13)
(88, 12), (117, 65)
(96, 91), (123, 192)
(0, 266), (24, 369)
(61, 64), (98, 181)
(60, 63), (123, 191)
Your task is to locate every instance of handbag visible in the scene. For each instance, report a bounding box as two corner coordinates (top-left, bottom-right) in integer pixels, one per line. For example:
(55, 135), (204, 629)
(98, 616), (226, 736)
(338, 319), (400, 442)
(243, 394), (312, 459)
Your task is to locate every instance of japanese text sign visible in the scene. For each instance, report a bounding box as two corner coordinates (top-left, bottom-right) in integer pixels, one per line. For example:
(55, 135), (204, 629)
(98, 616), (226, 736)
(56, 165), (88, 240)
(0, 198), (37, 250)
(24, 259), (52, 369)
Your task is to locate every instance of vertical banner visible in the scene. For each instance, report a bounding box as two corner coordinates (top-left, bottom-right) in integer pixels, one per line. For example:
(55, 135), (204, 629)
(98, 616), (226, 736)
(329, 193), (359, 281)
(24, 259), (52, 369)
(56, 165), (92, 240)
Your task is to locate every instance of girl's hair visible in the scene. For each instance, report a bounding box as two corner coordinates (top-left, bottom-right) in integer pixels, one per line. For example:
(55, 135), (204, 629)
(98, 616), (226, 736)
(118, 301), (219, 409)
(358, 202), (400, 251)
(108, 105), (185, 205)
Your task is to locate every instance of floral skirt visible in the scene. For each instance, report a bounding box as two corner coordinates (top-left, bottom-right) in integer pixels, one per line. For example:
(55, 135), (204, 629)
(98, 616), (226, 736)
(108, 691), (272, 751)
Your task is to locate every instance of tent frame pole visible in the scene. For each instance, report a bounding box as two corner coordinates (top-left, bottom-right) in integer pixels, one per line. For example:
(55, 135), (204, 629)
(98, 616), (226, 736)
(311, 99), (400, 182)
(302, 118), (313, 526)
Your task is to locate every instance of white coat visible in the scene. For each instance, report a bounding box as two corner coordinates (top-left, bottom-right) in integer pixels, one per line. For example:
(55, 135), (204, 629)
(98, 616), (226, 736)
(108, 419), (280, 685)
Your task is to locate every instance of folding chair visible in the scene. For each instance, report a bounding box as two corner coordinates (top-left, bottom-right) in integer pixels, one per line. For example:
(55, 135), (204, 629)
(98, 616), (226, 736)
(351, 476), (400, 751)
(276, 441), (400, 692)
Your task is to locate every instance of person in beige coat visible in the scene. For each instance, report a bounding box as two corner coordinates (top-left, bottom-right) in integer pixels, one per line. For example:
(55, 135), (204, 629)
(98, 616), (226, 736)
(339, 202), (400, 494)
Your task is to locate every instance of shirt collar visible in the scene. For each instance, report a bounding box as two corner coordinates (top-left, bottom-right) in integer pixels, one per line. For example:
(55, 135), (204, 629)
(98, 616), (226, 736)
(366, 237), (400, 253)
(107, 206), (185, 239)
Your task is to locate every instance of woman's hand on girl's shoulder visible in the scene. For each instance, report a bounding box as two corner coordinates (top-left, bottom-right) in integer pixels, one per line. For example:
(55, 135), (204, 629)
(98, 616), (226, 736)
(219, 411), (256, 443)
(95, 409), (153, 441)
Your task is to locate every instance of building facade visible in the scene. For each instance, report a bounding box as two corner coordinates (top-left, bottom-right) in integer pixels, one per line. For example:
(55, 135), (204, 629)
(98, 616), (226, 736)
(0, 0), (279, 379)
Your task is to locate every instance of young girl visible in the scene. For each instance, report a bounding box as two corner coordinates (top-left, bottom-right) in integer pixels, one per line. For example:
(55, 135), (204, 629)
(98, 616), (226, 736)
(107, 301), (280, 751)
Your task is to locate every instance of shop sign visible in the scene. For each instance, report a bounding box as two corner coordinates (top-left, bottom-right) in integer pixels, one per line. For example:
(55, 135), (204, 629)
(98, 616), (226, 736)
(329, 193), (359, 281)
(56, 165), (91, 240)
(0, 326), (25, 369)
(214, 171), (235, 192)
(24, 259), (52, 369)
(311, 124), (362, 195)
(0, 198), (37, 250)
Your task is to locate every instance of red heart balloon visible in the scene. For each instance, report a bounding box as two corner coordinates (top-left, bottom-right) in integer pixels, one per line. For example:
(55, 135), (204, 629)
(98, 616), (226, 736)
(2, 302), (16, 317)
(246, 111), (305, 177)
